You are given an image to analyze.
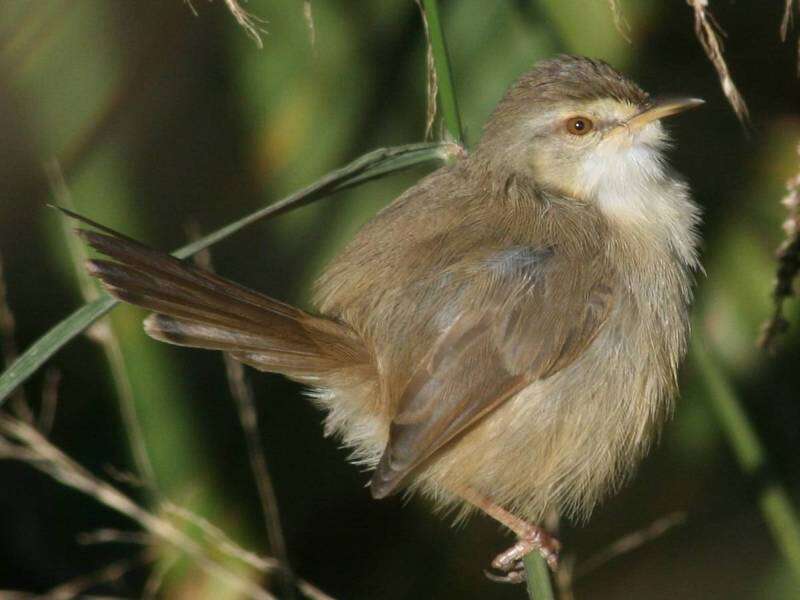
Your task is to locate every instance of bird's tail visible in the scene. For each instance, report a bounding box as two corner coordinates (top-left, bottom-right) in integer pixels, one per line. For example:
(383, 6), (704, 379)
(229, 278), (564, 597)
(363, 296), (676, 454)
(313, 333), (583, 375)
(77, 227), (371, 383)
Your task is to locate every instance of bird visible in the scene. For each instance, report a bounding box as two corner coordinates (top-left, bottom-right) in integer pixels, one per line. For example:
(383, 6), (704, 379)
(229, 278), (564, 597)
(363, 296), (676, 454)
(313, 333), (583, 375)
(76, 54), (703, 582)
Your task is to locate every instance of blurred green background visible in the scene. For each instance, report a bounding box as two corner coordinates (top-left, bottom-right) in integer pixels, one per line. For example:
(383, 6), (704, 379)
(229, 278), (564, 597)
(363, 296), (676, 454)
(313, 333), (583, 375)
(1, 1), (799, 598)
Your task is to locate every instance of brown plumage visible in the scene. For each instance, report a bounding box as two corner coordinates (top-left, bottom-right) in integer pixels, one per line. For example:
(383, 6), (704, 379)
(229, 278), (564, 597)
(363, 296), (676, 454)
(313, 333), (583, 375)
(79, 55), (703, 578)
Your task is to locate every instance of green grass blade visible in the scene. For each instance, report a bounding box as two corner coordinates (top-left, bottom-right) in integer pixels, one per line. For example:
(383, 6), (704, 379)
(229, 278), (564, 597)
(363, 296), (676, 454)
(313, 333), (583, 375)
(0, 297), (117, 404)
(0, 142), (451, 406)
(523, 552), (556, 600)
(421, 0), (464, 145)
(692, 335), (800, 582)
(174, 142), (453, 259)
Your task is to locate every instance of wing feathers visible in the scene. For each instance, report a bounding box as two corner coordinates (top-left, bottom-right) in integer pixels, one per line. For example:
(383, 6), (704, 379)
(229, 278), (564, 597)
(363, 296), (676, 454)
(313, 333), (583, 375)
(370, 251), (615, 498)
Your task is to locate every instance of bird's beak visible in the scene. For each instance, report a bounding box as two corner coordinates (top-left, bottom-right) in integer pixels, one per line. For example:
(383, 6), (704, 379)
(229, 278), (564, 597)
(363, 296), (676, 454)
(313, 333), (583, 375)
(624, 97), (705, 131)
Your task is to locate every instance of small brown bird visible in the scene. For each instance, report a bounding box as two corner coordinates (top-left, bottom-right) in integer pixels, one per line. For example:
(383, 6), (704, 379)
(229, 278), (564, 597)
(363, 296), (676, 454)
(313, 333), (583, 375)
(78, 55), (703, 581)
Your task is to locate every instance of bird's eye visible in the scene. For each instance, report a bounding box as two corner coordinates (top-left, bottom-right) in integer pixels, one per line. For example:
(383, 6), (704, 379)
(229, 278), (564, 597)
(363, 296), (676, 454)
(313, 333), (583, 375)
(565, 116), (594, 136)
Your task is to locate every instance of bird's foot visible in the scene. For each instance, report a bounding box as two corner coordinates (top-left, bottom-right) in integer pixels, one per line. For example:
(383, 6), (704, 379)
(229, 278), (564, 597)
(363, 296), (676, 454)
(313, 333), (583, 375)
(484, 524), (560, 584)
(484, 565), (526, 584)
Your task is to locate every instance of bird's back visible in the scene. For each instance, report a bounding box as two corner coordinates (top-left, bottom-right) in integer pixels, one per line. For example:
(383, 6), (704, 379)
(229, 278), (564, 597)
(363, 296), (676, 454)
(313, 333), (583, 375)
(311, 160), (615, 484)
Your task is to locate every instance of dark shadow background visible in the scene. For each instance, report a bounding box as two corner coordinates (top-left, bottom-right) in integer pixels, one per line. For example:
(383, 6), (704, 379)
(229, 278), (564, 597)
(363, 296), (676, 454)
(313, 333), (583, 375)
(0, 1), (799, 598)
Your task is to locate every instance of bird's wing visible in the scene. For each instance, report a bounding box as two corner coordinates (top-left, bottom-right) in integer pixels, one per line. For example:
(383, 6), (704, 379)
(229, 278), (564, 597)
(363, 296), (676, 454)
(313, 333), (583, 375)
(369, 249), (615, 498)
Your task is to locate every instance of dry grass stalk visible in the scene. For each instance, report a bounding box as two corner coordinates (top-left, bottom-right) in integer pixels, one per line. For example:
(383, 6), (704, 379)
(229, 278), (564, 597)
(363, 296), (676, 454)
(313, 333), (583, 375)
(781, 0), (796, 39)
(222, 353), (295, 574)
(225, 354), (290, 546)
(46, 160), (158, 493)
(687, 0), (749, 123)
(163, 501), (280, 574)
(574, 512), (686, 578)
(188, 226), (293, 583)
(759, 142), (800, 349)
(303, 1), (316, 48)
(0, 414), (279, 600)
(103, 463), (146, 489)
(77, 528), (153, 546)
(0, 550), (154, 600)
(607, 0), (632, 43)
(46, 551), (155, 599)
(554, 512), (685, 598)
(223, 0), (267, 48)
(415, 0), (439, 140)
(780, 0), (800, 76)
(142, 551), (178, 599)
(296, 580), (338, 600)
(162, 501), (335, 600)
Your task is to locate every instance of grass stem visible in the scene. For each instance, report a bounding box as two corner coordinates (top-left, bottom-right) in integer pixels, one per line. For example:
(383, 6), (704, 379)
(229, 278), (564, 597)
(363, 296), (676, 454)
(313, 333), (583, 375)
(523, 552), (556, 600)
(420, 0), (464, 144)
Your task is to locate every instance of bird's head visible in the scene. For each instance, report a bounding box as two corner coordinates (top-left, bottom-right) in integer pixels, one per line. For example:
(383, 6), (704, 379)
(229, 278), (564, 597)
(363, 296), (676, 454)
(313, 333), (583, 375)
(477, 55), (703, 208)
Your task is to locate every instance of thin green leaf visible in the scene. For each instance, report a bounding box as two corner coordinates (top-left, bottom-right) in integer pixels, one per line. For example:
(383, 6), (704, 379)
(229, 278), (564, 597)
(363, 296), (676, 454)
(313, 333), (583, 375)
(0, 142), (452, 405)
(420, 0), (465, 145)
(691, 335), (800, 583)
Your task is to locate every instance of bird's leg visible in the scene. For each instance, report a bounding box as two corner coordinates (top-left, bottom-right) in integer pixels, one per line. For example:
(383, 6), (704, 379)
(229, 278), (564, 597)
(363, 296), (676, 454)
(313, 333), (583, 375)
(456, 486), (560, 583)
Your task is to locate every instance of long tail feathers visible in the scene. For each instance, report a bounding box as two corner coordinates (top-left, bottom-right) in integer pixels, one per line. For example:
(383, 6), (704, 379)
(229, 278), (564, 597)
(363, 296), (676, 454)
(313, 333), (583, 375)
(77, 227), (369, 382)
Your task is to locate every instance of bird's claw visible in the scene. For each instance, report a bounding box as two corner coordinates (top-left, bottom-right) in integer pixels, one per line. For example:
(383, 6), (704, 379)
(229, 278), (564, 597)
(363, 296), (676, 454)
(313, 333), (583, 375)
(484, 564), (526, 584)
(485, 526), (560, 584)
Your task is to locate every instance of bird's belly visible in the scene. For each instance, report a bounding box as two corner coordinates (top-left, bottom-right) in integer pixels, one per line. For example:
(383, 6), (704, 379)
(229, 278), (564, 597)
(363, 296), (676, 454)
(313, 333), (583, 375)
(411, 312), (679, 523)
